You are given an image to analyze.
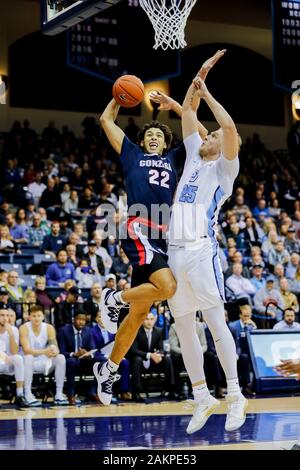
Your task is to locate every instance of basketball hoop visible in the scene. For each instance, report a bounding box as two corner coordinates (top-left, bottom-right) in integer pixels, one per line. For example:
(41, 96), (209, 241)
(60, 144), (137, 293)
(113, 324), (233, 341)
(139, 0), (197, 50)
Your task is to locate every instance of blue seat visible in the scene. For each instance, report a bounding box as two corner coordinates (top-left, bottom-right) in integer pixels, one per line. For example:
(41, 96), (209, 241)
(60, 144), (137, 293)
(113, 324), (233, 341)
(46, 287), (64, 298)
(12, 254), (34, 265)
(19, 275), (38, 289)
(34, 254), (53, 264)
(0, 254), (12, 264)
(19, 244), (41, 254)
(0, 264), (24, 275)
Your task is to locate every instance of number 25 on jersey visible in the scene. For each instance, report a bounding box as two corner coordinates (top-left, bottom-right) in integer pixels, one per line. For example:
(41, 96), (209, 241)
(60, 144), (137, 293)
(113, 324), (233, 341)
(179, 184), (198, 203)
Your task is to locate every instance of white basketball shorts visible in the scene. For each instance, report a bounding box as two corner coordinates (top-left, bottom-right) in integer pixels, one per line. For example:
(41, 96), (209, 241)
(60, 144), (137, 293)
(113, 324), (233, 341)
(167, 239), (225, 318)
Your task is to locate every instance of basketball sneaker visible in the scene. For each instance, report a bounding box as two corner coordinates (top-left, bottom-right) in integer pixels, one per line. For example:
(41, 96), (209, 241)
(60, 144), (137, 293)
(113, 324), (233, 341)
(93, 361), (121, 406)
(54, 393), (69, 406)
(24, 392), (41, 407)
(225, 394), (248, 431)
(186, 394), (220, 434)
(101, 288), (127, 334)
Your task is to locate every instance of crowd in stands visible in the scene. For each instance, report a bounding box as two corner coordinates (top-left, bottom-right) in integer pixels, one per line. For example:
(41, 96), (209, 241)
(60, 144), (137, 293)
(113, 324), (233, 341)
(0, 117), (300, 407)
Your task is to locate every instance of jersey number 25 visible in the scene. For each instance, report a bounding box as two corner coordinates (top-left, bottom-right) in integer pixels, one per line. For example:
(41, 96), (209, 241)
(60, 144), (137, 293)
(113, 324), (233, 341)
(179, 184), (198, 203)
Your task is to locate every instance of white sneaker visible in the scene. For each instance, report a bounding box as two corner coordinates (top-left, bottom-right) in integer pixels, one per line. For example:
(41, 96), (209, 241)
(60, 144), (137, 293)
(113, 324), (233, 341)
(100, 288), (125, 334)
(25, 393), (41, 407)
(54, 393), (69, 406)
(225, 394), (248, 431)
(93, 361), (121, 405)
(186, 395), (220, 434)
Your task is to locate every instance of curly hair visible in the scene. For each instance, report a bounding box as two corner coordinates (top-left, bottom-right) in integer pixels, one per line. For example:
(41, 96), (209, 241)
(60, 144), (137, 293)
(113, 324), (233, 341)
(137, 120), (173, 152)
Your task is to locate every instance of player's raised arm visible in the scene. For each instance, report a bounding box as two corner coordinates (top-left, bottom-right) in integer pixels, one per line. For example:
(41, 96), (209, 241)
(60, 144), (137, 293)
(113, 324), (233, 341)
(100, 99), (125, 155)
(193, 77), (239, 161)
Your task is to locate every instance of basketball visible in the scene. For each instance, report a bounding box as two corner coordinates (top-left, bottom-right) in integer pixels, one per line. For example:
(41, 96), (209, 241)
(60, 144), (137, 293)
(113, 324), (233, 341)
(112, 75), (144, 108)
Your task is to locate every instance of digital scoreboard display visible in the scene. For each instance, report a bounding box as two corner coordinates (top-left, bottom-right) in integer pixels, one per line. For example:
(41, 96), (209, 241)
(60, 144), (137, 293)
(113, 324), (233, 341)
(272, 0), (300, 91)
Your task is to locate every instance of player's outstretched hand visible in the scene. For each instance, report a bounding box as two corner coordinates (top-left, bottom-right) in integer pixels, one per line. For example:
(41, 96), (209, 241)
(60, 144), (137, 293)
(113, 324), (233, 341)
(198, 49), (226, 81)
(193, 77), (209, 98)
(149, 90), (174, 111)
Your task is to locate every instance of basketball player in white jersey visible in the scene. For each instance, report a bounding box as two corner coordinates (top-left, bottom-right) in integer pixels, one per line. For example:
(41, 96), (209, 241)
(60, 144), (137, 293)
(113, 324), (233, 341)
(153, 65), (247, 434)
(0, 308), (28, 407)
(19, 305), (68, 406)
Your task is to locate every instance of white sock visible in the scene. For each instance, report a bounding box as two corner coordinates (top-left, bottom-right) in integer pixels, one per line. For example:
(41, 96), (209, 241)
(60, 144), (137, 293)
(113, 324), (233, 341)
(114, 291), (127, 305)
(107, 359), (119, 373)
(193, 383), (210, 403)
(227, 378), (241, 396)
(16, 387), (23, 397)
(56, 386), (63, 396)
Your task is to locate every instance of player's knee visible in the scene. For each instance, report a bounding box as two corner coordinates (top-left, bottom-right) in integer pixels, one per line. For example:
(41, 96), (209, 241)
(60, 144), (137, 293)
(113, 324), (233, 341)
(56, 354), (66, 366)
(24, 354), (34, 365)
(12, 354), (23, 367)
(159, 279), (177, 299)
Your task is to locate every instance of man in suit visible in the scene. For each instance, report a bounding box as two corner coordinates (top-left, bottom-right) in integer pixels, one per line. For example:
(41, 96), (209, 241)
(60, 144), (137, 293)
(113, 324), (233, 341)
(130, 312), (176, 402)
(91, 311), (131, 401)
(58, 310), (98, 404)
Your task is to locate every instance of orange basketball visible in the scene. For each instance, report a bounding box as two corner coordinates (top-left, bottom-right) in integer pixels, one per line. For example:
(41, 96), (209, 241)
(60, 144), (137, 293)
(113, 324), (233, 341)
(112, 75), (144, 108)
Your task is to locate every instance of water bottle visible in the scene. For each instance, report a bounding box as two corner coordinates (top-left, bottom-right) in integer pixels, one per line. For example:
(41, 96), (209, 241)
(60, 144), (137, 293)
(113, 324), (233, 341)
(182, 382), (189, 399)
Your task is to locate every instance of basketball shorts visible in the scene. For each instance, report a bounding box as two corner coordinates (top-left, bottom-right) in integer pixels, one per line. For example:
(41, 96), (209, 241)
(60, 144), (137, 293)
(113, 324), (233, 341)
(167, 239), (225, 318)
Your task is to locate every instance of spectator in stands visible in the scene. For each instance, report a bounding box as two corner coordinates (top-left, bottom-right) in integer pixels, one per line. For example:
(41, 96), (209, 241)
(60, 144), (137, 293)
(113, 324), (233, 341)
(34, 276), (54, 323)
(46, 249), (76, 287)
(254, 275), (285, 323)
(14, 208), (29, 243)
(284, 227), (300, 254)
(83, 240), (105, 279)
(250, 263), (266, 293)
(68, 232), (85, 259)
(41, 221), (66, 259)
(268, 240), (290, 268)
(106, 235), (119, 258)
(273, 307), (300, 331)
(66, 244), (80, 268)
(91, 311), (131, 401)
(279, 278), (299, 312)
(6, 212), (28, 244)
(28, 213), (49, 246)
(261, 229), (280, 258)
(0, 224), (18, 253)
(0, 308), (27, 407)
(130, 312), (176, 402)
(75, 259), (100, 288)
(252, 199), (270, 222)
(5, 271), (23, 302)
(268, 198), (281, 219)
(28, 172), (47, 207)
(60, 183), (71, 205)
(225, 251), (250, 279)
(105, 273), (116, 290)
(0, 286), (12, 309)
(58, 311), (97, 405)
(19, 305), (68, 406)
(39, 178), (61, 220)
(229, 302), (257, 337)
(42, 121), (61, 148)
(84, 282), (102, 323)
(22, 289), (37, 323)
(53, 285), (83, 329)
(286, 252), (300, 280)
(169, 317), (210, 397)
(73, 222), (88, 243)
(55, 279), (77, 303)
(0, 270), (8, 287)
(232, 195), (250, 220)
(111, 247), (131, 280)
(241, 216), (263, 251)
(63, 190), (79, 216)
(226, 263), (256, 300)
(89, 230), (112, 273)
(78, 187), (97, 209)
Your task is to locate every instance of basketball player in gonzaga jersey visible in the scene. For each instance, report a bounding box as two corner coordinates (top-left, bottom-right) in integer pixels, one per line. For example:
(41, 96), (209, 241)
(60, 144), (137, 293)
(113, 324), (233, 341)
(93, 51), (226, 405)
(165, 74), (247, 433)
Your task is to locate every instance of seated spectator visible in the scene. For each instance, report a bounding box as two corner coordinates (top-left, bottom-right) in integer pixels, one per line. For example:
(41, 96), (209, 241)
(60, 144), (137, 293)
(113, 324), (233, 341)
(268, 198), (281, 219)
(250, 263), (266, 293)
(284, 226), (300, 254)
(21, 289), (37, 324)
(226, 263), (256, 300)
(268, 240), (290, 268)
(46, 249), (76, 287)
(84, 283), (102, 323)
(84, 240), (105, 279)
(286, 252), (300, 280)
(253, 275), (285, 324)
(0, 308), (27, 407)
(19, 305), (68, 406)
(87, 230), (112, 274)
(273, 263), (300, 294)
(111, 247), (131, 280)
(41, 221), (66, 259)
(91, 311), (131, 401)
(279, 278), (299, 312)
(39, 178), (61, 221)
(73, 222), (88, 242)
(75, 259), (101, 288)
(0, 224), (18, 253)
(65, 244), (80, 268)
(58, 216), (72, 240)
(225, 251), (250, 279)
(106, 235), (119, 258)
(28, 172), (47, 207)
(0, 286), (13, 310)
(34, 276), (54, 323)
(63, 190), (79, 215)
(68, 232), (86, 259)
(130, 312), (176, 402)
(232, 194), (250, 220)
(28, 213), (49, 246)
(241, 216), (263, 251)
(105, 273), (117, 290)
(58, 311), (98, 405)
(273, 308), (300, 331)
(5, 271), (23, 302)
(53, 285), (83, 329)
(0, 270), (8, 287)
(252, 199), (270, 221)
(78, 187), (98, 209)
(6, 211), (28, 244)
(55, 279), (77, 303)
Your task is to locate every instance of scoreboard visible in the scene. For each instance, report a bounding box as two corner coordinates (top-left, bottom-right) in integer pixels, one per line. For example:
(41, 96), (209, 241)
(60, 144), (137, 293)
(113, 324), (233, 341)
(272, 0), (300, 91)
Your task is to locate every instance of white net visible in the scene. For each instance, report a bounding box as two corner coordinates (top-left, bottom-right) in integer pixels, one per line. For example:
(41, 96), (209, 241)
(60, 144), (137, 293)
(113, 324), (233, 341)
(139, 0), (197, 50)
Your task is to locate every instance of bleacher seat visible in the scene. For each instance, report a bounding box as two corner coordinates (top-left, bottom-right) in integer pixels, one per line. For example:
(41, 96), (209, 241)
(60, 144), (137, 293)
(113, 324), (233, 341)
(0, 264), (24, 275)
(19, 244), (41, 254)
(12, 254), (34, 265)
(19, 274), (37, 289)
(34, 254), (53, 264)
(0, 254), (12, 264)
(46, 286), (64, 298)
